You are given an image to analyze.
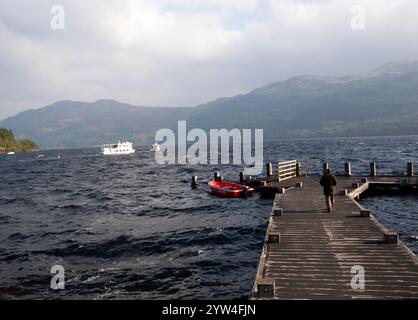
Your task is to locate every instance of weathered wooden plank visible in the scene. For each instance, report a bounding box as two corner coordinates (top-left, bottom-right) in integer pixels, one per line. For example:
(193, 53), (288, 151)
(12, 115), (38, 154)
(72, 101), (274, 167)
(251, 175), (418, 300)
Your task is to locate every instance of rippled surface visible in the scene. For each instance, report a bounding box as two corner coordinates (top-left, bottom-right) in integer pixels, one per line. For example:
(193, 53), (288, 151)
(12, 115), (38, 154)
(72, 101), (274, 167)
(1, 136), (417, 299)
(362, 196), (418, 253)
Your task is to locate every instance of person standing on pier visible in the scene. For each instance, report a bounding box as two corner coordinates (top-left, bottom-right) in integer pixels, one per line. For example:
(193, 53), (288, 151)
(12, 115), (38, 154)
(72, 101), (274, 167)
(320, 169), (338, 212)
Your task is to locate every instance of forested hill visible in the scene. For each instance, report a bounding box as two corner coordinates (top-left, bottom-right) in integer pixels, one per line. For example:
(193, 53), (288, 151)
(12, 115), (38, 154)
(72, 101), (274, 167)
(0, 128), (38, 153)
(1, 60), (418, 148)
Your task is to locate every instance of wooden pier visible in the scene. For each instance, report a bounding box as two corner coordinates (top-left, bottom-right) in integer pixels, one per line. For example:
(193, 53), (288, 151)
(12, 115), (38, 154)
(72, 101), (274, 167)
(251, 162), (418, 300)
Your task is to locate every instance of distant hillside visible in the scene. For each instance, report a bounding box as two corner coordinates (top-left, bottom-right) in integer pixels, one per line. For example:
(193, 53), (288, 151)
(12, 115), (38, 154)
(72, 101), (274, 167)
(0, 100), (191, 148)
(0, 128), (38, 153)
(187, 60), (418, 138)
(1, 61), (418, 148)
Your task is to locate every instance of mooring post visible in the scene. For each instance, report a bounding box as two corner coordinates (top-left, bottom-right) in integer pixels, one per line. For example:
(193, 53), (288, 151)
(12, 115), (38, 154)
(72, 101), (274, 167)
(267, 231), (281, 244)
(407, 162), (414, 177)
(272, 208), (284, 216)
(296, 162), (301, 177)
(239, 172), (245, 183)
(360, 209), (371, 218)
(339, 189), (348, 196)
(344, 162), (352, 177)
(323, 163), (329, 175)
(256, 279), (275, 298)
(383, 230), (399, 244)
(370, 162), (377, 177)
(191, 176), (199, 188)
(214, 171), (220, 181)
(266, 163), (273, 177)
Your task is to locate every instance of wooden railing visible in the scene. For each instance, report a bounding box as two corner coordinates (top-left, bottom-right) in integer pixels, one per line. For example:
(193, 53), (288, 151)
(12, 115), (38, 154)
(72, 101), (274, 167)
(278, 160), (298, 182)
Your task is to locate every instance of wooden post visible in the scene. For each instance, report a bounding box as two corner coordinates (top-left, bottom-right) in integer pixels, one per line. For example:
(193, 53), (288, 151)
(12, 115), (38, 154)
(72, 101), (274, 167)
(266, 163), (273, 177)
(383, 230), (399, 244)
(267, 231), (281, 244)
(370, 162), (377, 177)
(191, 176), (198, 188)
(256, 279), (275, 298)
(344, 162), (352, 177)
(214, 171), (220, 181)
(407, 162), (414, 177)
(272, 208), (283, 216)
(239, 172), (245, 183)
(296, 162), (301, 177)
(323, 163), (329, 175)
(339, 189), (348, 196)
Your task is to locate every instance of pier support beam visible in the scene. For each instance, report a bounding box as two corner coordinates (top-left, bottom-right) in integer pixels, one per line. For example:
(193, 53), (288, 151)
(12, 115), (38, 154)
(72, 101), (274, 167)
(345, 162), (352, 177)
(407, 162), (414, 177)
(266, 163), (273, 177)
(370, 162), (377, 177)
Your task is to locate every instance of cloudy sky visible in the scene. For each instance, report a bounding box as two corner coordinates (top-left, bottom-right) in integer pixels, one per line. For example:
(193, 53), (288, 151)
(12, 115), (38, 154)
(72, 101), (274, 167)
(1, 0), (418, 120)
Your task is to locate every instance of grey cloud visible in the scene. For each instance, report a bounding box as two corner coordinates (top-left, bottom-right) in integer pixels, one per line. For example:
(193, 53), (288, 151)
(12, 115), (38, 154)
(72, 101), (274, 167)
(1, 0), (418, 120)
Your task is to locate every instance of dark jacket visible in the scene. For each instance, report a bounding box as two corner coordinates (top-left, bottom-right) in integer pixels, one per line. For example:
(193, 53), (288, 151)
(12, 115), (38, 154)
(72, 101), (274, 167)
(320, 173), (338, 195)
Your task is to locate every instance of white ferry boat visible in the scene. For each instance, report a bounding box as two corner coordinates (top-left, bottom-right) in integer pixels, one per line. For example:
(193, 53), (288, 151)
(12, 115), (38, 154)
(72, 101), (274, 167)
(102, 141), (135, 155)
(150, 143), (161, 152)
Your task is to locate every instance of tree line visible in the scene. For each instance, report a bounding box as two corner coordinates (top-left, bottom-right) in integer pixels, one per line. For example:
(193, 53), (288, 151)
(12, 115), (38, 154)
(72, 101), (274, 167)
(0, 128), (38, 153)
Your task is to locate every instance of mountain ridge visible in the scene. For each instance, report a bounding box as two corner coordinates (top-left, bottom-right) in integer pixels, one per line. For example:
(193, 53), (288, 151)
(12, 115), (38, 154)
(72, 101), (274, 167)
(1, 60), (418, 148)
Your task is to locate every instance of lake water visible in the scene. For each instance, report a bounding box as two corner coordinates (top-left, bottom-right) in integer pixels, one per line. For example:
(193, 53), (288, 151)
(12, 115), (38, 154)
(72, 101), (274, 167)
(1, 136), (417, 299)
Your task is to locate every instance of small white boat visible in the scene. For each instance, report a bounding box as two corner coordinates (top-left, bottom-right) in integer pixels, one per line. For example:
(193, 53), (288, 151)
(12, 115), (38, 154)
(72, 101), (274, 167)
(150, 143), (161, 152)
(102, 141), (135, 155)
(7, 152), (15, 155)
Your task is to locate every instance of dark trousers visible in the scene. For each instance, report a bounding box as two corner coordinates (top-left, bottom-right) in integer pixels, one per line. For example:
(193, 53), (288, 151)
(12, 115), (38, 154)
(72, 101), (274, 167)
(325, 194), (335, 212)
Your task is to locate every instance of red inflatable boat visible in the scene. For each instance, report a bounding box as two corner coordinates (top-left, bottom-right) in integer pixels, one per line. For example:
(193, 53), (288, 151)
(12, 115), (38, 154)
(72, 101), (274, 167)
(208, 181), (254, 198)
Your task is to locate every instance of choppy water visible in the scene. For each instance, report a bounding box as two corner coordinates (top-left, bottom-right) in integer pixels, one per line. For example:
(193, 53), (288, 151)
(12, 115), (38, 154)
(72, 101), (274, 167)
(1, 136), (417, 299)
